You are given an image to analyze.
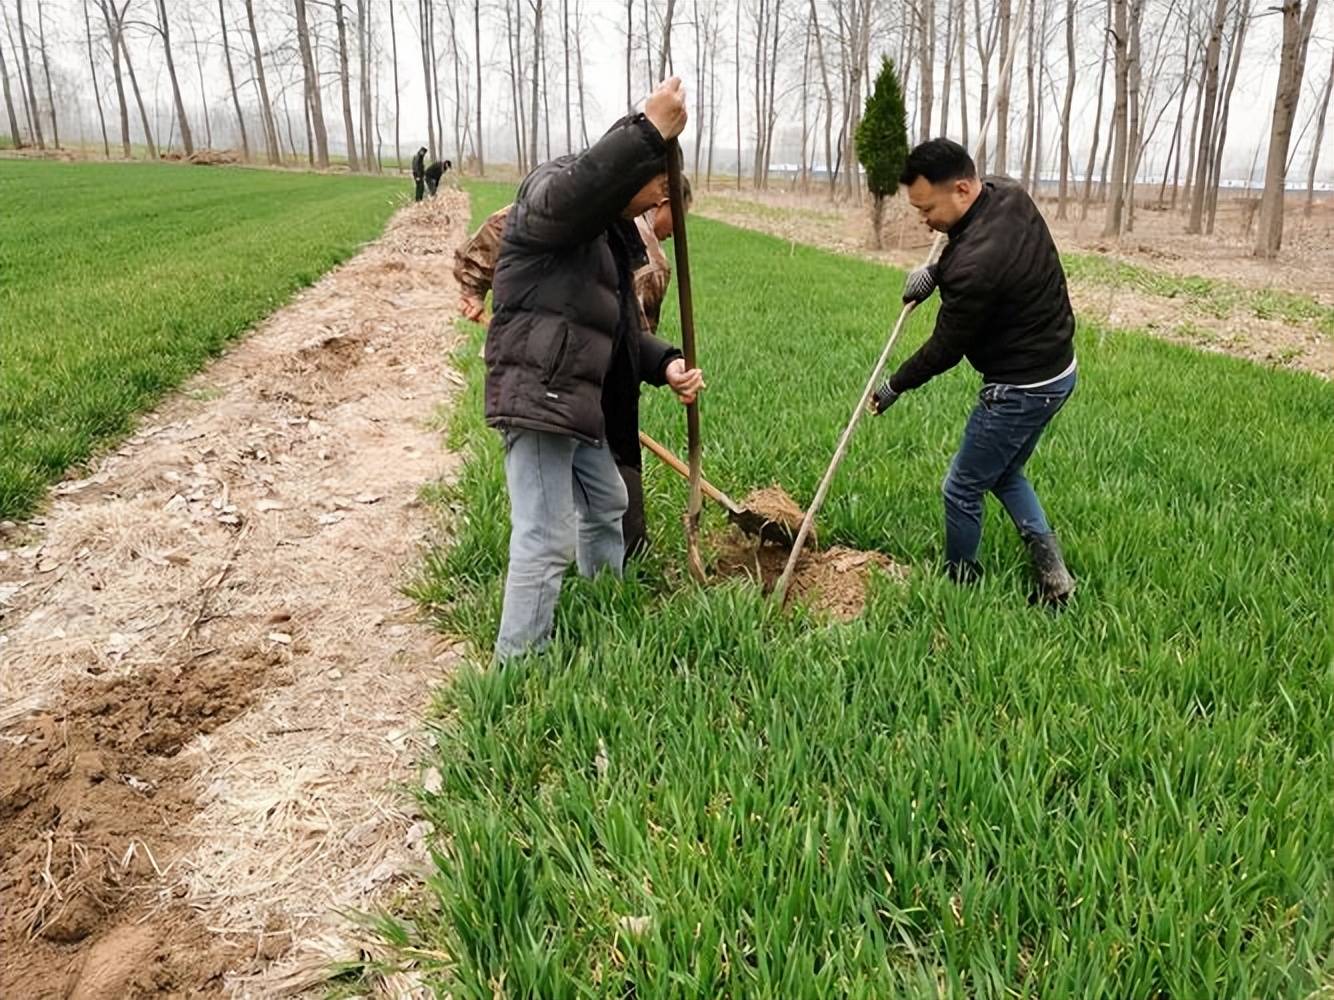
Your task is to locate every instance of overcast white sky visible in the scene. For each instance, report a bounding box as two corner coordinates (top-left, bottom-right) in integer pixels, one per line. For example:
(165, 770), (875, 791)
(6, 0), (1332, 186)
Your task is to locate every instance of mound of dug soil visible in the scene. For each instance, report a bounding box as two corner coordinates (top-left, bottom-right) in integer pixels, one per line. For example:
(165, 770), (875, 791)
(186, 149), (240, 166)
(712, 484), (908, 620)
(737, 486), (806, 539)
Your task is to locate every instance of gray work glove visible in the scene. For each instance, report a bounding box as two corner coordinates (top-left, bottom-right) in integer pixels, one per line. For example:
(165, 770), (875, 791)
(902, 264), (938, 304)
(869, 381), (900, 415)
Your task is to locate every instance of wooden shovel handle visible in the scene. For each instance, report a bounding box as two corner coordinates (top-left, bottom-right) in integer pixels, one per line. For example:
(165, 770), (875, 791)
(638, 432), (740, 513)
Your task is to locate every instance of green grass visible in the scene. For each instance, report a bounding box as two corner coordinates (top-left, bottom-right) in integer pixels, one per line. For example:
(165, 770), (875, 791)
(0, 159), (404, 519)
(399, 179), (1334, 997)
(1063, 251), (1334, 335)
(696, 191), (845, 224)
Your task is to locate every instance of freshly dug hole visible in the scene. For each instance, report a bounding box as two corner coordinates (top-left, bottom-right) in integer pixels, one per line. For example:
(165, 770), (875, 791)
(712, 482), (907, 619)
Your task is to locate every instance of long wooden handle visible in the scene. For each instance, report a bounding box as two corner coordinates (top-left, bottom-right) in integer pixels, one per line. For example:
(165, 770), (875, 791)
(772, 300), (920, 605)
(638, 431), (741, 513)
(666, 139), (705, 581)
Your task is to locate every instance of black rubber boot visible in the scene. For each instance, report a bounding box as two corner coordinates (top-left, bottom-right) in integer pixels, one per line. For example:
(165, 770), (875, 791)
(1025, 532), (1075, 606)
(946, 559), (983, 585)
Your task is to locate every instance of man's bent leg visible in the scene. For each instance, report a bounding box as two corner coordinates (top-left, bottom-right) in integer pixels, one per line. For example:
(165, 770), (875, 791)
(571, 442), (629, 578)
(942, 398), (1002, 573)
(991, 372), (1075, 538)
(495, 430), (578, 660)
(618, 463), (649, 564)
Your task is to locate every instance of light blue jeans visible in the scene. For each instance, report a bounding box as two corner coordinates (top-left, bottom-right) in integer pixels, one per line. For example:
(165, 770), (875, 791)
(495, 428), (628, 660)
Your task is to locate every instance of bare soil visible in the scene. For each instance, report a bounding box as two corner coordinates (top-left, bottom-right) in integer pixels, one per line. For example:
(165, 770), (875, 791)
(0, 192), (468, 997)
(713, 531), (908, 622)
(696, 187), (1334, 379)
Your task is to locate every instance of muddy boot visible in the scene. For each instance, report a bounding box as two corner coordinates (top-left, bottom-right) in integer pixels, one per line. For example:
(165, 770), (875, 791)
(1025, 532), (1075, 606)
(946, 559), (983, 585)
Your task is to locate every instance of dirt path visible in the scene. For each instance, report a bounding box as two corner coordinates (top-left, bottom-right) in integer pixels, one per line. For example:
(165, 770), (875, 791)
(696, 190), (1334, 380)
(0, 192), (468, 998)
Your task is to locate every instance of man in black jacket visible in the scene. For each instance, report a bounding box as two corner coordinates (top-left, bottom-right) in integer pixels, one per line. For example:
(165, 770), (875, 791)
(487, 78), (704, 660)
(871, 138), (1077, 604)
(411, 147), (427, 201)
(424, 158), (452, 196)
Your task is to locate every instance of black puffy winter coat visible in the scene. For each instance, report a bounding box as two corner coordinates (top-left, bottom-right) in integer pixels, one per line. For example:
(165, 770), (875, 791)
(484, 115), (682, 468)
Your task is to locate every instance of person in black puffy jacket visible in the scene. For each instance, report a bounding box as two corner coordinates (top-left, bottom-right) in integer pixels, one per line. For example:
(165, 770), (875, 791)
(870, 138), (1078, 605)
(487, 77), (704, 660)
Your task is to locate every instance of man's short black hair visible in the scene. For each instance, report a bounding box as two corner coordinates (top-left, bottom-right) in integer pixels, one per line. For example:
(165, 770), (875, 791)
(899, 138), (977, 186)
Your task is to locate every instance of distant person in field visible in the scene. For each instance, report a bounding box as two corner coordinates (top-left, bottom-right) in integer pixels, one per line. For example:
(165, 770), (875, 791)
(424, 159), (452, 197)
(411, 146), (428, 201)
(454, 175), (692, 562)
(869, 138), (1078, 605)
(480, 77), (704, 661)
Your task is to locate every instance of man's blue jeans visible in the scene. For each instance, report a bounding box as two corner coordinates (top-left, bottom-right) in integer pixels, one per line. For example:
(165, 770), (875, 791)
(942, 369), (1076, 567)
(495, 428), (628, 660)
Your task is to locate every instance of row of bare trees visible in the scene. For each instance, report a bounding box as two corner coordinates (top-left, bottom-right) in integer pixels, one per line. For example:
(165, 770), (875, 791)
(2, 0), (1331, 254)
(1, 0), (489, 172)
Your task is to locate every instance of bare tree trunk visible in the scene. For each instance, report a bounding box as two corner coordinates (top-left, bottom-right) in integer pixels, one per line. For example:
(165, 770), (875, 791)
(625, 0), (633, 111)
(1159, 27), (1192, 208)
(919, 0), (935, 141)
(971, 0), (998, 171)
(186, 11), (212, 148)
(428, 0), (444, 162)
(3, 4), (35, 144)
(243, 0), (281, 164)
(298, 0), (328, 169)
(152, 0), (192, 155)
(303, 83), (314, 164)
(529, 0), (542, 167)
(706, 8), (718, 185)
(751, 0), (767, 186)
(476, 0), (485, 170)
(762, 0), (783, 187)
(218, 0), (250, 160)
(332, 0), (359, 169)
(693, 0), (704, 176)
(1056, 0), (1075, 217)
(359, 0), (375, 170)
(957, 0), (969, 146)
(446, 2), (464, 164)
(505, 2), (522, 171)
(1206, 3), (1250, 233)
(541, 9), (551, 160)
(118, 14), (157, 157)
(1123, 0), (1142, 231)
(734, 0), (741, 189)
(942, 0), (955, 134)
(659, 0), (676, 78)
(420, 0), (438, 160)
(1304, 45), (1334, 216)
(82, 0), (110, 156)
(995, 0), (1012, 173)
(1187, 0), (1227, 232)
(1256, 0), (1318, 255)
(808, 0), (835, 197)
(522, 0), (538, 168)
(1021, 0), (1036, 187)
(1, 23), (22, 147)
(643, 0), (653, 89)
(1102, 0), (1129, 235)
(564, 0), (572, 153)
(36, 1), (57, 146)
(15, 0), (44, 148)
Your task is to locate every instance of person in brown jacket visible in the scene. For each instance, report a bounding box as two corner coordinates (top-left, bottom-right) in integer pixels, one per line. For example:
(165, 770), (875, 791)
(453, 177), (692, 561)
